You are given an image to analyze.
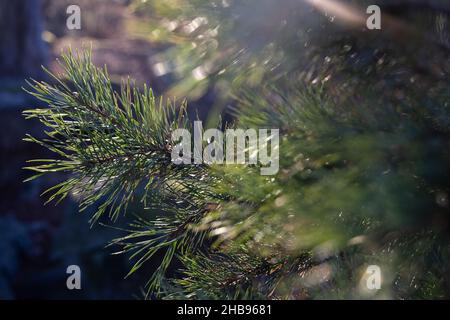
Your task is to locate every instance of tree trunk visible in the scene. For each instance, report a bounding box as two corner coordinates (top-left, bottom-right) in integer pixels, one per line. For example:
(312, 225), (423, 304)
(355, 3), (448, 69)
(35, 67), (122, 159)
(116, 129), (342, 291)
(0, 0), (48, 79)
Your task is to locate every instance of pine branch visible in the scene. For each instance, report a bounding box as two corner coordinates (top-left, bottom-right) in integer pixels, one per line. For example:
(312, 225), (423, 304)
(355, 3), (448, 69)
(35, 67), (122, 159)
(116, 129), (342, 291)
(23, 49), (197, 222)
(23, 49), (223, 295)
(23, 47), (450, 299)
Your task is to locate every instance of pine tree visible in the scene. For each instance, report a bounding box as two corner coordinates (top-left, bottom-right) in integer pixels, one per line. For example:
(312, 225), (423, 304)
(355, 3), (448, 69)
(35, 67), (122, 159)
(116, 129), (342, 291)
(23, 0), (450, 299)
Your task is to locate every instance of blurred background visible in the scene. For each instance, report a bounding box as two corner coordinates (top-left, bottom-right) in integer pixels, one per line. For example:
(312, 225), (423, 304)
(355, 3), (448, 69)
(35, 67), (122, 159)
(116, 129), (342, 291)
(0, 0), (449, 299)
